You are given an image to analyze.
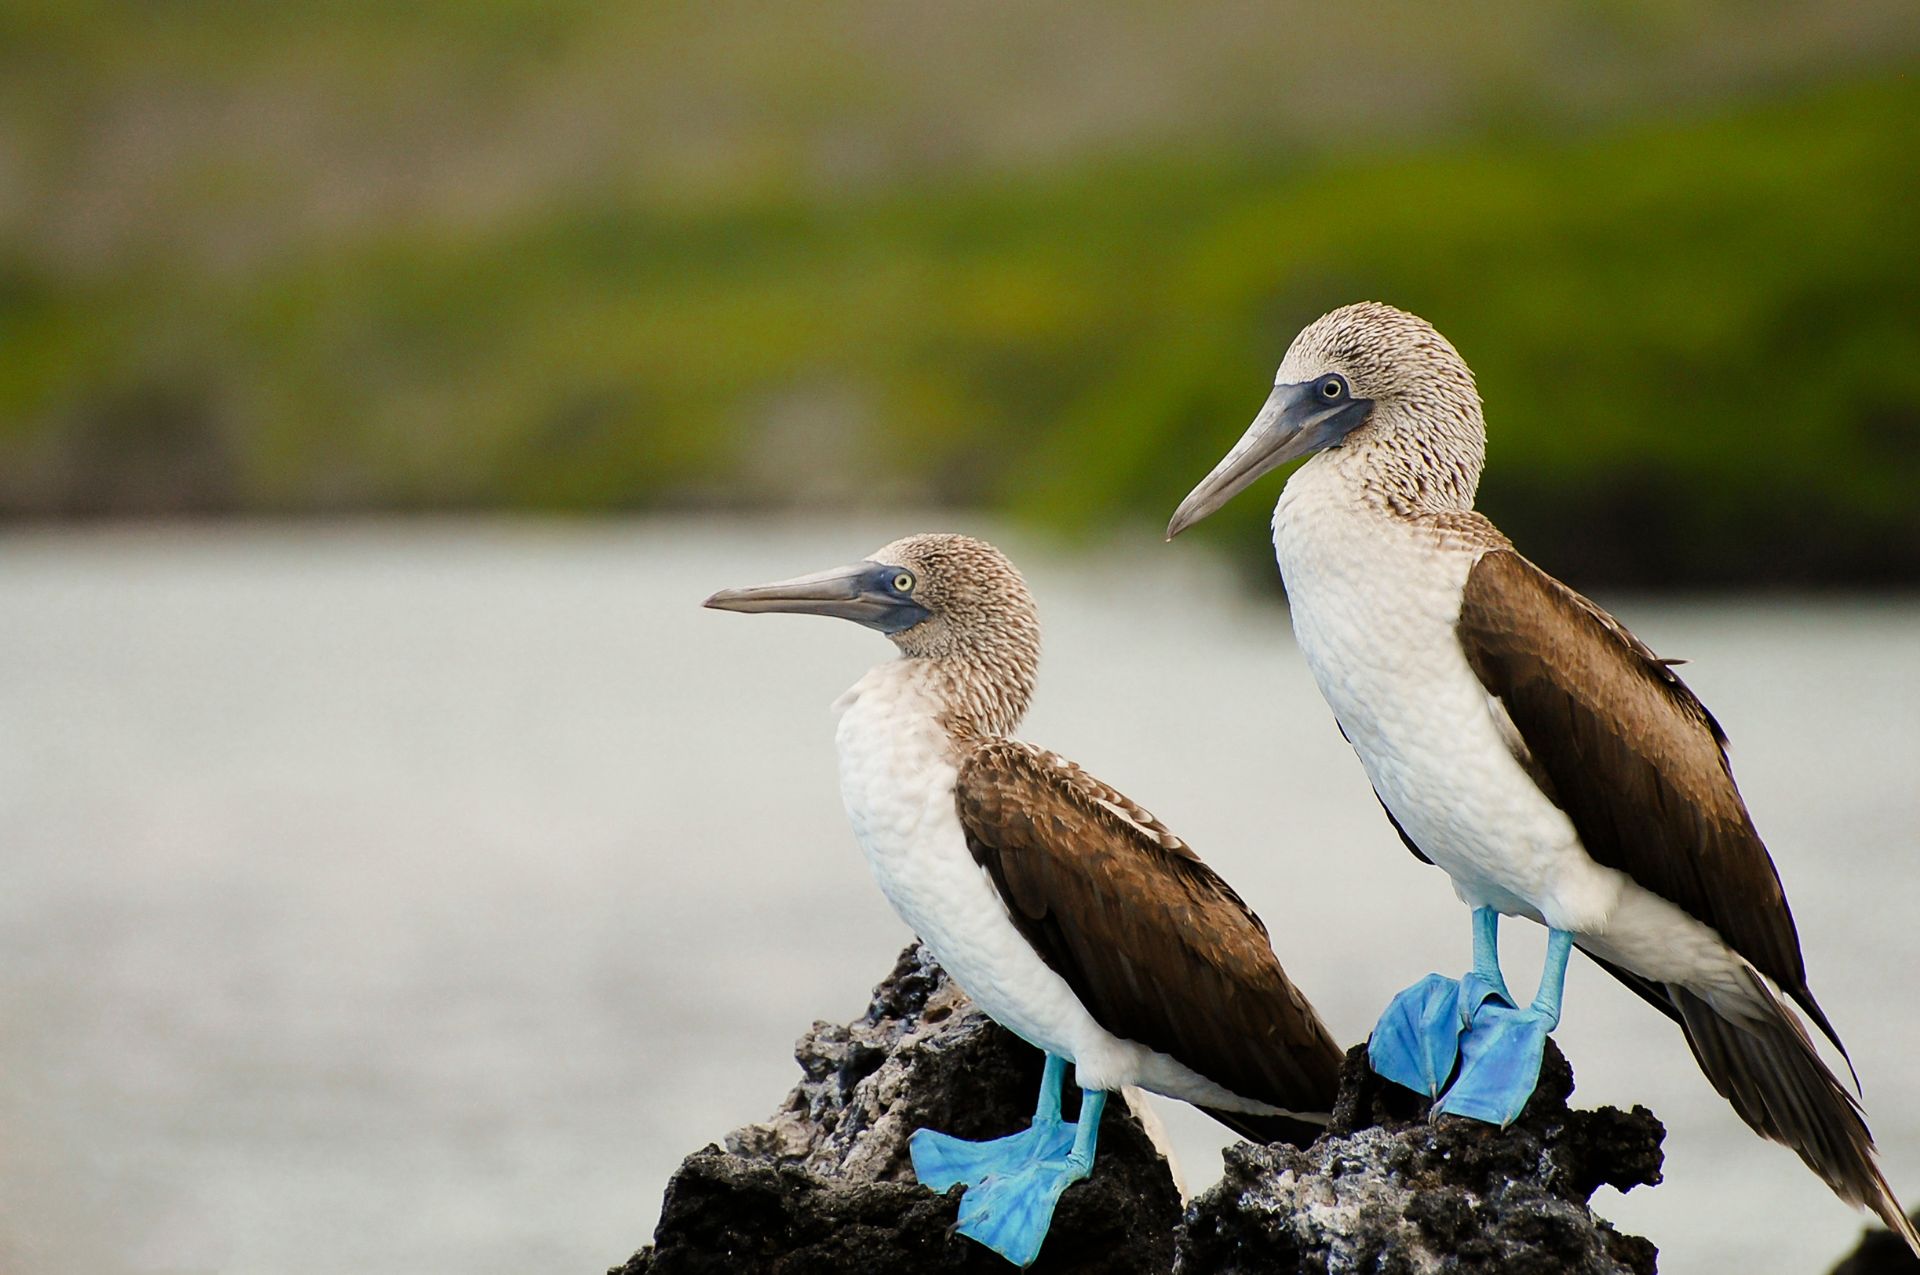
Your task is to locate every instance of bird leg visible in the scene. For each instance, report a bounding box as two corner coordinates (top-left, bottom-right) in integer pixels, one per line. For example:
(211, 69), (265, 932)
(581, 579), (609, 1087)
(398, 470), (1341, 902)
(1434, 927), (1575, 1125)
(1368, 906), (1516, 1098)
(909, 1054), (1104, 1267)
(1459, 905), (1517, 1019)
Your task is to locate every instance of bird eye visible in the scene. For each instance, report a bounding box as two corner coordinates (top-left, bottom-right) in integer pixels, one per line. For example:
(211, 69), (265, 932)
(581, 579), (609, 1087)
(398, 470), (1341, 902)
(893, 572), (915, 594)
(1318, 376), (1346, 401)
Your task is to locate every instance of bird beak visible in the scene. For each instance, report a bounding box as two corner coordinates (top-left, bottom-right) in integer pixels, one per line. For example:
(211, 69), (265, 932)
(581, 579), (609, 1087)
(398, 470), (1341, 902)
(704, 562), (932, 635)
(1166, 381), (1373, 539)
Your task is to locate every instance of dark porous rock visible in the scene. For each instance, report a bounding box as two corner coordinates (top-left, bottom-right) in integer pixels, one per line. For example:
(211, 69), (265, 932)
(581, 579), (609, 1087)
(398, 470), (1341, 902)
(617, 943), (1183, 1274)
(1828, 1210), (1920, 1275)
(1177, 1042), (1664, 1274)
(618, 945), (1667, 1274)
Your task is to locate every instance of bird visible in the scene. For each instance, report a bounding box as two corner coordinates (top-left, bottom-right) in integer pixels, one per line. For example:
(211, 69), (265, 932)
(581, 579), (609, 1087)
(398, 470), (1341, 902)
(1165, 301), (1917, 1251)
(705, 532), (1344, 1267)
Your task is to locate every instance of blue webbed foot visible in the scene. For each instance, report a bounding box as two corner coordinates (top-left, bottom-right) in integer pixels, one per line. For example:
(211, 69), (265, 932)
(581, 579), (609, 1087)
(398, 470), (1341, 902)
(951, 1151), (1093, 1267)
(1432, 1001), (1554, 1125)
(911, 1062), (1106, 1269)
(1432, 928), (1574, 1126)
(1368, 972), (1472, 1098)
(909, 1120), (1075, 1193)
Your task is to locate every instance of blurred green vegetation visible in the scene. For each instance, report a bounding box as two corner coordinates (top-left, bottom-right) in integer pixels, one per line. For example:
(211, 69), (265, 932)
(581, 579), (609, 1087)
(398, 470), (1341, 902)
(2, 67), (1917, 584)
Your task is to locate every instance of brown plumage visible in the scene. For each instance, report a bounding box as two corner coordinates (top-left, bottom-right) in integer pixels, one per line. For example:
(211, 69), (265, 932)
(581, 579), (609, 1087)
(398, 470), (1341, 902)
(955, 739), (1343, 1145)
(1458, 550), (1824, 1037)
(1457, 547), (1910, 1235)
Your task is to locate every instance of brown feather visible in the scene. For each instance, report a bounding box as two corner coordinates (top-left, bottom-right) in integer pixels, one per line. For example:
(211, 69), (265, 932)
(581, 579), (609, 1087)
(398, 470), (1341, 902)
(1456, 548), (1842, 1055)
(1665, 977), (1917, 1248)
(1584, 952), (1916, 1244)
(1457, 551), (1920, 1237)
(953, 740), (1343, 1144)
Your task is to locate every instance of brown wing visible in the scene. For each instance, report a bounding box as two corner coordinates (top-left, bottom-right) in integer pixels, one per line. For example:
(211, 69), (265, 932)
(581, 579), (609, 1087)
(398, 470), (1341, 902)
(1456, 549), (1841, 1050)
(954, 740), (1343, 1136)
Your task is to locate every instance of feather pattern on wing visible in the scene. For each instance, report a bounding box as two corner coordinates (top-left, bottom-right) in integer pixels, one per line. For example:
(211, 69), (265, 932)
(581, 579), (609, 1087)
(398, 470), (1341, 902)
(1455, 548), (1840, 1049)
(953, 739), (1343, 1143)
(1452, 550), (1920, 1240)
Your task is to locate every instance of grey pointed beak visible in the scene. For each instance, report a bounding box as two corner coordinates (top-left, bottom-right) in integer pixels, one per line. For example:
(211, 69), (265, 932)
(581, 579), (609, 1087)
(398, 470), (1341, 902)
(1166, 381), (1372, 539)
(704, 561), (932, 634)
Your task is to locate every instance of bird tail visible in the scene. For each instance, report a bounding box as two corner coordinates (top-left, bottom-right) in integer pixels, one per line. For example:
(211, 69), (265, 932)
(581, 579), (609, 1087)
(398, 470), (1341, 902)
(1668, 972), (1918, 1256)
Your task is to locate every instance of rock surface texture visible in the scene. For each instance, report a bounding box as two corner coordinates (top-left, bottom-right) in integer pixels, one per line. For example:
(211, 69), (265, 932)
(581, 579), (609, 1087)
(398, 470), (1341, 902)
(1180, 1045), (1663, 1275)
(621, 944), (1181, 1274)
(616, 944), (1666, 1274)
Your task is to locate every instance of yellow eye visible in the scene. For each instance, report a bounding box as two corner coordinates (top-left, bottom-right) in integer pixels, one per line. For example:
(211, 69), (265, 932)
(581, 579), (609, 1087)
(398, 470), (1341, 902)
(893, 572), (915, 593)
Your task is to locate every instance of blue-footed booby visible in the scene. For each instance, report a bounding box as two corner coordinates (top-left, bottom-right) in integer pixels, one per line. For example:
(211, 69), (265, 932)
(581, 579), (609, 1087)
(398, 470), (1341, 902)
(1167, 302), (1917, 1250)
(706, 533), (1343, 1267)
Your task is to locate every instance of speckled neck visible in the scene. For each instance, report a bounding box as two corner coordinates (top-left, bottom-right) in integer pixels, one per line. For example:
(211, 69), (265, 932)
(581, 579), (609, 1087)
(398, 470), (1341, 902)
(925, 645), (1036, 743)
(1335, 399), (1485, 518)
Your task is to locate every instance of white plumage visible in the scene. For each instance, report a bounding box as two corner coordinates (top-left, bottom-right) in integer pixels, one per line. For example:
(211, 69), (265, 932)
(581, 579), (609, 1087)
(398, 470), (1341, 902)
(1273, 440), (1757, 1009)
(832, 658), (1281, 1111)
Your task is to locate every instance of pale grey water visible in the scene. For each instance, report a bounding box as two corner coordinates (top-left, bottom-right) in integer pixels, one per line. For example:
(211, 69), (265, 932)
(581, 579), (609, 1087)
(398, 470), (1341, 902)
(1, 518), (1915, 1275)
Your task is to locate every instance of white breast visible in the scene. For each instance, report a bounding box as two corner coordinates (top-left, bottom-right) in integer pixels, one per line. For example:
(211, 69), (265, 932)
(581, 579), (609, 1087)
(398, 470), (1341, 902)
(831, 660), (1279, 1108)
(1271, 453), (1627, 933)
(833, 662), (1073, 1052)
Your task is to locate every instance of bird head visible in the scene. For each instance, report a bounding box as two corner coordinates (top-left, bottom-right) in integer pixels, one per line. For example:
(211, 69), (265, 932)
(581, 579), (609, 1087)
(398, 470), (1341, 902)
(1167, 301), (1484, 537)
(704, 531), (1041, 667)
